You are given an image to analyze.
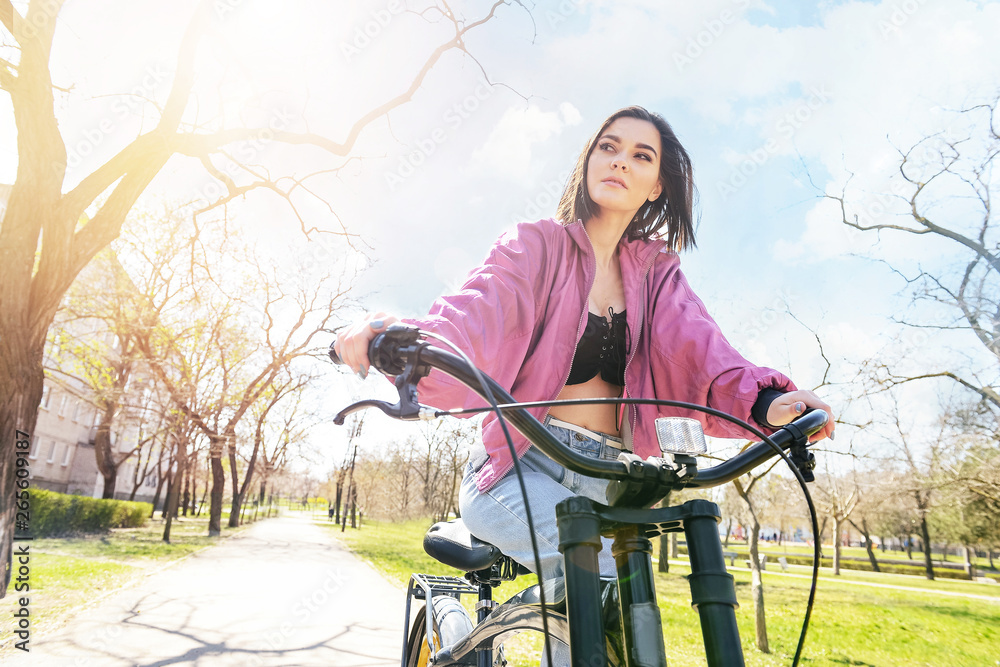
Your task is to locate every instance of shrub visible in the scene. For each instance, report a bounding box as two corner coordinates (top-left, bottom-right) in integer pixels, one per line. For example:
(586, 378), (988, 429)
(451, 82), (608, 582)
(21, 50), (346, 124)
(28, 489), (151, 536)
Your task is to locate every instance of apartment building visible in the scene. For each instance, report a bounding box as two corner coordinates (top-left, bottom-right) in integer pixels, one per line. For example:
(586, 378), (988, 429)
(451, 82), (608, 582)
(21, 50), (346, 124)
(30, 374), (162, 503)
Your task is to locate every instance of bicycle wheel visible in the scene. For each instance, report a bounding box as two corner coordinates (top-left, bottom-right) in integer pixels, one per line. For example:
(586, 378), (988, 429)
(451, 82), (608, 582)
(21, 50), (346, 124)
(405, 595), (476, 667)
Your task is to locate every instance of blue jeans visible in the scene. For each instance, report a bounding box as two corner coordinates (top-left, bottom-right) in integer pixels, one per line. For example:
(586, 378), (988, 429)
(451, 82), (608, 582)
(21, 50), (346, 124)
(458, 416), (624, 583)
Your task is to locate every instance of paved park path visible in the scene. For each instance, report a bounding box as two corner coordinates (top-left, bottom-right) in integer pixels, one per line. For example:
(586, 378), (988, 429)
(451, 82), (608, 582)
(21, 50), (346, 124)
(10, 514), (405, 666)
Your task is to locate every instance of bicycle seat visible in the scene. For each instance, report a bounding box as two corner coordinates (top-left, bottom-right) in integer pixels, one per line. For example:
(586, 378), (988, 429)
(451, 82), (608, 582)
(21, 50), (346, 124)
(423, 519), (505, 572)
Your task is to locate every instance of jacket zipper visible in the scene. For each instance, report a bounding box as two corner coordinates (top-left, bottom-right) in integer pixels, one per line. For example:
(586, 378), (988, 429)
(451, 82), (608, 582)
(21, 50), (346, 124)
(624, 249), (659, 451)
(542, 222), (597, 428)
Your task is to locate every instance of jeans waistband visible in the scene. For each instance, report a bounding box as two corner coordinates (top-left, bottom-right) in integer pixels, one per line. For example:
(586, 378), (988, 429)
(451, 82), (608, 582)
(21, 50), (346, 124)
(543, 416), (624, 447)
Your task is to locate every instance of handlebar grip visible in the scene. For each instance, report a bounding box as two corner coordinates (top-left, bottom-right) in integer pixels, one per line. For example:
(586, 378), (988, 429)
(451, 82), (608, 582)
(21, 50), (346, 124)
(330, 324), (418, 375)
(327, 335), (386, 368)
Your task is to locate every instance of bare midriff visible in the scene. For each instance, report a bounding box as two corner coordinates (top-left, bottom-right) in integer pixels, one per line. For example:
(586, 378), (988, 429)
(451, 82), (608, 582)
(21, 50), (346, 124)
(547, 374), (623, 436)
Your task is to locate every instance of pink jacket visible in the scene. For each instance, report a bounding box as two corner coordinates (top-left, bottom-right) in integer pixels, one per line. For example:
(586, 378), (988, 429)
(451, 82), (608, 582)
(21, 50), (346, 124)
(402, 218), (795, 492)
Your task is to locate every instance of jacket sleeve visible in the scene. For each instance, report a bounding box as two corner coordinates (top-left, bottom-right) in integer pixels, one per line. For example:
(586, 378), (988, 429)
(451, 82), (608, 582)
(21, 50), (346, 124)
(398, 221), (549, 412)
(649, 261), (796, 439)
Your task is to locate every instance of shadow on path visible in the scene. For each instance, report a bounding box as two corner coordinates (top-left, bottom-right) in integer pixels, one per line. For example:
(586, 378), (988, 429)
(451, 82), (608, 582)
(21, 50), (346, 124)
(8, 515), (404, 666)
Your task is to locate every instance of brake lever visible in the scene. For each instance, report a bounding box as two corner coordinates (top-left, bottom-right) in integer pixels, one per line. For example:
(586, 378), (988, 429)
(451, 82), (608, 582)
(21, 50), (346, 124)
(333, 328), (436, 426)
(782, 410), (819, 483)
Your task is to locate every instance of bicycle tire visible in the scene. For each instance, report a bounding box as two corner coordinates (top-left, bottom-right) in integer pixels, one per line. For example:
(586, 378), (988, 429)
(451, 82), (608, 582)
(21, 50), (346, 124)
(405, 595), (476, 667)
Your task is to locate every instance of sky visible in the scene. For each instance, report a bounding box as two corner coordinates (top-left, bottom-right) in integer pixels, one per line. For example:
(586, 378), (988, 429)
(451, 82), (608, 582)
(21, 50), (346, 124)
(2, 0), (997, 471)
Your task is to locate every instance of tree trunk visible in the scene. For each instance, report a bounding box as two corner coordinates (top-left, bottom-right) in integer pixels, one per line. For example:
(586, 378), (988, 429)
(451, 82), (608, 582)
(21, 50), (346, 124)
(904, 534), (913, 560)
(341, 445), (357, 533)
(0, 346), (45, 598)
(163, 439), (187, 543)
(919, 515), (935, 581)
(748, 515), (769, 653)
(832, 515), (843, 576)
(181, 452), (192, 516)
(197, 454), (210, 516)
(208, 434), (225, 536)
(349, 486), (358, 529)
(161, 470), (173, 520)
(334, 470), (344, 524)
(93, 402), (120, 499)
(963, 545), (974, 579)
(850, 518), (880, 573)
(150, 465), (166, 517)
(227, 436), (242, 528)
(817, 516), (828, 558)
(658, 528), (670, 573)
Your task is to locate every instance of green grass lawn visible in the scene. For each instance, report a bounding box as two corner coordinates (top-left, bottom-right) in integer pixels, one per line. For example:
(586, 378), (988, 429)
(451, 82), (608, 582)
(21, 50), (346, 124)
(0, 513), (250, 651)
(331, 518), (1000, 667)
(720, 541), (1000, 574)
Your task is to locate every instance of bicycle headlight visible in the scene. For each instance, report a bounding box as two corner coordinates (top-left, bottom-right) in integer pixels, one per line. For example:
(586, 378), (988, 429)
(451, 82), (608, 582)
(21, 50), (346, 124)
(654, 417), (707, 456)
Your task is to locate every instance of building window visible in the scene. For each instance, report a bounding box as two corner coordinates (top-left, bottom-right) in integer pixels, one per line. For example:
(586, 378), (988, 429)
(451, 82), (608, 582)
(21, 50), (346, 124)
(58, 395), (68, 418)
(72, 401), (81, 422)
(28, 437), (39, 460)
(41, 386), (51, 410)
(46, 441), (57, 463)
(61, 444), (72, 467)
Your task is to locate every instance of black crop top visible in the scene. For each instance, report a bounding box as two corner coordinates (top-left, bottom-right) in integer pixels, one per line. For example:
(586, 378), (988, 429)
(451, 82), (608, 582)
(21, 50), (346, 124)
(566, 309), (630, 385)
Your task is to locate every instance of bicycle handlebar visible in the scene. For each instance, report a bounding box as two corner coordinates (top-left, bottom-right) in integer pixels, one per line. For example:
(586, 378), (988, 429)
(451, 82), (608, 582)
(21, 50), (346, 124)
(330, 324), (827, 492)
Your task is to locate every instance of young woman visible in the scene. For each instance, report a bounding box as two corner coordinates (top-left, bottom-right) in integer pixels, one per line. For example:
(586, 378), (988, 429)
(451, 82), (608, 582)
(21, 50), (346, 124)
(334, 106), (835, 585)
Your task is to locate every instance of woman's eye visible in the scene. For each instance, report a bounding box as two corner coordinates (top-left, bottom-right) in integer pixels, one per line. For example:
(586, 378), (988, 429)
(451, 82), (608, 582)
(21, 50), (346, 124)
(636, 153), (652, 161)
(600, 142), (615, 151)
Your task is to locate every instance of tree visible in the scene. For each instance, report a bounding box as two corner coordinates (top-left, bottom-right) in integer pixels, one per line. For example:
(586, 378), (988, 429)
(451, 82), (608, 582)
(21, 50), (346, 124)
(0, 0), (514, 596)
(46, 250), (172, 499)
(812, 467), (860, 576)
(227, 372), (311, 527)
(732, 465), (782, 654)
(829, 98), (1000, 519)
(120, 212), (343, 536)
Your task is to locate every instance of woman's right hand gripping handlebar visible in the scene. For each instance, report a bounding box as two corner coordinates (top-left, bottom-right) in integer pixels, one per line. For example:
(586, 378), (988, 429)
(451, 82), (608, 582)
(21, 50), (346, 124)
(334, 313), (399, 379)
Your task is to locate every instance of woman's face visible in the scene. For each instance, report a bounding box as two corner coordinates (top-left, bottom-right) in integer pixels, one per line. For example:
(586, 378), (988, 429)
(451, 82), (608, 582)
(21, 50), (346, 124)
(585, 117), (664, 218)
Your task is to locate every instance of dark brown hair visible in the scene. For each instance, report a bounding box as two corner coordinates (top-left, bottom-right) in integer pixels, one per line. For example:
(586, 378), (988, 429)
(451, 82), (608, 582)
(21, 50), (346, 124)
(556, 106), (697, 250)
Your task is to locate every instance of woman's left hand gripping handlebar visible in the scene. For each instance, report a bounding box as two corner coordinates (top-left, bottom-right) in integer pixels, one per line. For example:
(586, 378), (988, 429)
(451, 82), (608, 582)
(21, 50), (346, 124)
(765, 389), (836, 443)
(334, 313), (399, 380)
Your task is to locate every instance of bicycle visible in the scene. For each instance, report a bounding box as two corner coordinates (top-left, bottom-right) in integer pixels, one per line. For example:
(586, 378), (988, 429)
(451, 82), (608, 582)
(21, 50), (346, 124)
(330, 324), (827, 667)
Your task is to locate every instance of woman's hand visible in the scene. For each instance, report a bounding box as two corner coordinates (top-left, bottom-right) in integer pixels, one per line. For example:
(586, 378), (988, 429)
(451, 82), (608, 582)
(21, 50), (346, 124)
(333, 312), (399, 379)
(765, 389), (835, 442)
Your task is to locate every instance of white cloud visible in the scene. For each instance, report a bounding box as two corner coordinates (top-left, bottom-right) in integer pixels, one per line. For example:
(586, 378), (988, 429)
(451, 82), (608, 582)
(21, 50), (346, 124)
(471, 102), (583, 182)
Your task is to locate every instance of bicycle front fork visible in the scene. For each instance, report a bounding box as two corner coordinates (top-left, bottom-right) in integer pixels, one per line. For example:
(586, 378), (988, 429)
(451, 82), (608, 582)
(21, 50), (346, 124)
(556, 497), (744, 667)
